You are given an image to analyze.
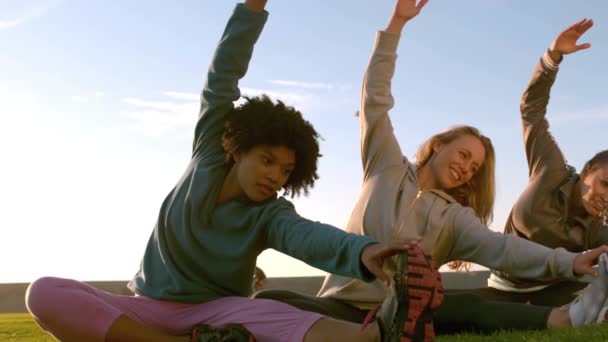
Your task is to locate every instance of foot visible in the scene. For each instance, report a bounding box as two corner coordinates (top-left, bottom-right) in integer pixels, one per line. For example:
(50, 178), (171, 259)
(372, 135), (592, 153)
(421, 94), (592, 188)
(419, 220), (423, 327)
(569, 252), (608, 326)
(190, 323), (255, 342)
(367, 244), (444, 342)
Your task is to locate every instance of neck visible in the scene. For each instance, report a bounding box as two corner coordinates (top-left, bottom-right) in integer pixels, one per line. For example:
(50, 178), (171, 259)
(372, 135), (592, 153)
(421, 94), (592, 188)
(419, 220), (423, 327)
(568, 179), (588, 218)
(416, 163), (435, 190)
(216, 166), (241, 205)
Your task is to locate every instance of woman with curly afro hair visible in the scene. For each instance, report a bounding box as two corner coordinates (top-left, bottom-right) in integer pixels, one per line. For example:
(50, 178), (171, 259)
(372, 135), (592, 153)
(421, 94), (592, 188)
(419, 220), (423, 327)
(24, 1), (421, 341)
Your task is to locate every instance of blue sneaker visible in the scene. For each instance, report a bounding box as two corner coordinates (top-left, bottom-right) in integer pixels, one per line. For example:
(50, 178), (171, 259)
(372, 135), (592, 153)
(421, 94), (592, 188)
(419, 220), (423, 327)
(569, 253), (608, 326)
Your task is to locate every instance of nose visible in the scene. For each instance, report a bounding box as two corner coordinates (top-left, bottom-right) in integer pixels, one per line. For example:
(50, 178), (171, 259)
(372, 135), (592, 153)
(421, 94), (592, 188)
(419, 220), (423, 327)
(600, 191), (608, 204)
(267, 166), (281, 185)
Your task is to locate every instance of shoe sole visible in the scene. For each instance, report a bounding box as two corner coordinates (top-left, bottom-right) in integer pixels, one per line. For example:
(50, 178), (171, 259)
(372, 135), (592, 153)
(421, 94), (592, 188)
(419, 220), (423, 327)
(390, 246), (444, 342)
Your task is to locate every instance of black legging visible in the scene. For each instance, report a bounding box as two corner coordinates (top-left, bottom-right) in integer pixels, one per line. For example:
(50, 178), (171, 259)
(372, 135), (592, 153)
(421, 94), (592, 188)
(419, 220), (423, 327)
(469, 281), (587, 307)
(252, 289), (552, 335)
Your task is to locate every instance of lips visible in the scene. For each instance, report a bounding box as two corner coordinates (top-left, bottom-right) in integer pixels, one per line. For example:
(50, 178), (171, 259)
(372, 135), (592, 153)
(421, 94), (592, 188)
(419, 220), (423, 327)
(258, 184), (274, 197)
(593, 199), (607, 213)
(449, 167), (462, 183)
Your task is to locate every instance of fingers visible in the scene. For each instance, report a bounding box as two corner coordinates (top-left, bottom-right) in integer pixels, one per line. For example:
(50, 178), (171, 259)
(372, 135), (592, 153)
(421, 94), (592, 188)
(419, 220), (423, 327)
(577, 18), (594, 33)
(592, 245), (608, 258)
(581, 265), (598, 277)
(579, 247), (608, 276)
(417, 0), (429, 11)
(374, 240), (417, 258)
(367, 260), (390, 286)
(574, 42), (592, 52)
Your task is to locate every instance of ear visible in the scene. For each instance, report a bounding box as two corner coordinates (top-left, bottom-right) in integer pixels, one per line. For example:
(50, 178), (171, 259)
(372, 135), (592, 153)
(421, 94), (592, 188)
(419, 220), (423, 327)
(232, 150), (243, 163)
(432, 141), (442, 153)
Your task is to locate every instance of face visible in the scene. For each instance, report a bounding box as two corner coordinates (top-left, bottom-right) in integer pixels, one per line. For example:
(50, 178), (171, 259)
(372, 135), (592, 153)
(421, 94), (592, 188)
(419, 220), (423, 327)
(578, 164), (608, 217)
(430, 134), (486, 190)
(234, 145), (296, 202)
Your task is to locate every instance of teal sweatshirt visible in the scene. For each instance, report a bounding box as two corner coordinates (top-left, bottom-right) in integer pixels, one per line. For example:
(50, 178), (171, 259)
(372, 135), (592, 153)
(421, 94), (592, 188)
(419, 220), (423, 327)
(128, 4), (376, 304)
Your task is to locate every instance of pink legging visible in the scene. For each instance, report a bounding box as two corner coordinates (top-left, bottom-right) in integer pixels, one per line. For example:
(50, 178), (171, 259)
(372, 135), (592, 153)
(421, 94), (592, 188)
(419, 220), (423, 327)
(25, 277), (324, 342)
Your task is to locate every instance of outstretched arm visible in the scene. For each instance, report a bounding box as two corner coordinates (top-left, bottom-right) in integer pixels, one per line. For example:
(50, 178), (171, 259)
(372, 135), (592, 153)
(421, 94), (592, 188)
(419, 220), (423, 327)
(520, 19), (593, 179)
(360, 0), (427, 179)
(447, 207), (607, 280)
(192, 2), (269, 158)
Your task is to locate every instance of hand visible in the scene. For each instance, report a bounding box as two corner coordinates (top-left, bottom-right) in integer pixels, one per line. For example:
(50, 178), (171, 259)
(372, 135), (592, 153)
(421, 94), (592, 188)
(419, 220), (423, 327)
(386, 0), (429, 33)
(361, 240), (419, 286)
(252, 266), (267, 291)
(244, 0), (267, 12)
(548, 18), (593, 62)
(573, 245), (608, 276)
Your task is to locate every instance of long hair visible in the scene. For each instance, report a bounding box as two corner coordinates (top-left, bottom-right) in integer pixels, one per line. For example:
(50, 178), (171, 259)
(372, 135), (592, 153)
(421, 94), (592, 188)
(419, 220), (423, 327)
(415, 125), (496, 271)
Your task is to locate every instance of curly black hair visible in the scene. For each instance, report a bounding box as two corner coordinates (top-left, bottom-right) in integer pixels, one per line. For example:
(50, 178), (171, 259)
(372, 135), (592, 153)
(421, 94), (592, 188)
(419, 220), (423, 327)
(222, 95), (321, 197)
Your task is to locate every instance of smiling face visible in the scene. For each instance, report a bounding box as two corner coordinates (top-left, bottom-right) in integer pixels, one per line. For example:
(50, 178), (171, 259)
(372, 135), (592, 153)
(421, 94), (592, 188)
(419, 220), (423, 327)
(429, 134), (486, 190)
(578, 164), (608, 217)
(234, 144), (296, 202)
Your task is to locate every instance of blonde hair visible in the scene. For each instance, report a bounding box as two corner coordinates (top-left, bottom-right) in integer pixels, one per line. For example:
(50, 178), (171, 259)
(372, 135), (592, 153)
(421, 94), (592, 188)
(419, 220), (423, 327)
(415, 125), (496, 271)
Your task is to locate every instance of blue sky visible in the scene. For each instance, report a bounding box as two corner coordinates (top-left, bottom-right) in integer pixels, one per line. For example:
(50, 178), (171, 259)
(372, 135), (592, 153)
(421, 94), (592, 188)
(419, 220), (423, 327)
(1, 0), (607, 283)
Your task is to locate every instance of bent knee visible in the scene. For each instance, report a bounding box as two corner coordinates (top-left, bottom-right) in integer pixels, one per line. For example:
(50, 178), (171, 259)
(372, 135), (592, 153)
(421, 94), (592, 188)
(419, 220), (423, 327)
(25, 277), (71, 318)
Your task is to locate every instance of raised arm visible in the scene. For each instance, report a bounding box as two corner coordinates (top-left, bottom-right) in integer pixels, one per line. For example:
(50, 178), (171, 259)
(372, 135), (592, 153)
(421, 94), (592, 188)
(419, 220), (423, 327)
(359, 0), (427, 180)
(520, 19), (593, 179)
(192, 1), (268, 158)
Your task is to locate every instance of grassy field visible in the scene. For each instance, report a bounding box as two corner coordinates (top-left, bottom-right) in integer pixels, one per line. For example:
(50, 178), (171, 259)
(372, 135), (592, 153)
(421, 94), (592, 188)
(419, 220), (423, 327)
(3, 313), (608, 341)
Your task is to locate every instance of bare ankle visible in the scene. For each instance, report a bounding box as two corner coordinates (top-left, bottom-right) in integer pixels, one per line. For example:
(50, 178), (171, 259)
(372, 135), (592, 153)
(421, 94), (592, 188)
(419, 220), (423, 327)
(547, 305), (571, 329)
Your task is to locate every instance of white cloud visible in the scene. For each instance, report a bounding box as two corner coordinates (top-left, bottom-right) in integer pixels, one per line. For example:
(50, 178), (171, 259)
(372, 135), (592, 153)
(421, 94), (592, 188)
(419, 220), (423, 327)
(123, 84), (340, 137)
(551, 105), (608, 124)
(164, 91), (199, 101)
(123, 95), (198, 137)
(239, 87), (312, 110)
(71, 95), (88, 103)
(269, 80), (335, 90)
(0, 18), (22, 30)
(0, 0), (62, 31)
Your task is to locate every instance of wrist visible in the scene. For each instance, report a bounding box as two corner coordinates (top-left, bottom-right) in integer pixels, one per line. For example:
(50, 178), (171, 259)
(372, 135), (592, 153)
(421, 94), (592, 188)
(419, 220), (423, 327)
(386, 15), (408, 34)
(547, 48), (563, 64)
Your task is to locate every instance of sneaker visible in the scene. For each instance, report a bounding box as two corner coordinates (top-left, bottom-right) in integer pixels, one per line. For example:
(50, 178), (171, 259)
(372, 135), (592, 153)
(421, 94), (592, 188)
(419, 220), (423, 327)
(190, 323), (255, 342)
(569, 252), (608, 327)
(362, 244), (444, 342)
(596, 298), (608, 324)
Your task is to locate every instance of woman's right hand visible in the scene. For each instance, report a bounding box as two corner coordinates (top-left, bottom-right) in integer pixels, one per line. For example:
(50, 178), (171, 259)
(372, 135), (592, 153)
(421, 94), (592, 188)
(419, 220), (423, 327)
(386, 0), (429, 34)
(548, 18), (593, 63)
(573, 245), (608, 277)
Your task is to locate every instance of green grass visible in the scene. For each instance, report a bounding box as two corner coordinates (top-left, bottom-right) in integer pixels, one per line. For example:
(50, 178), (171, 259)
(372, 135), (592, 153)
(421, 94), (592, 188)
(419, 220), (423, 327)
(0, 314), (53, 341)
(3, 313), (608, 341)
(437, 323), (608, 341)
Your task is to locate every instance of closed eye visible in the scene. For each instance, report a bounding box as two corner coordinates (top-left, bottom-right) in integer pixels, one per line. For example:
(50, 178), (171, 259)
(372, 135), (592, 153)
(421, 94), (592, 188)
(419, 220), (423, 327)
(261, 154), (273, 164)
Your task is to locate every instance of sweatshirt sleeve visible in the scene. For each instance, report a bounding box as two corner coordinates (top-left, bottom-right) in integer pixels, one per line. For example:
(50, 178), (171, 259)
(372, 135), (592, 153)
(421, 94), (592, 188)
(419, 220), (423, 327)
(520, 53), (569, 180)
(264, 200), (378, 282)
(360, 31), (408, 181)
(192, 4), (268, 159)
(447, 206), (578, 281)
